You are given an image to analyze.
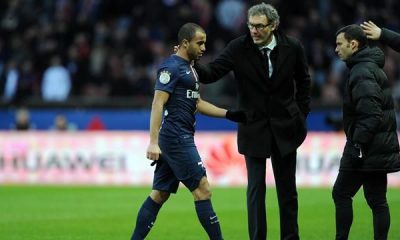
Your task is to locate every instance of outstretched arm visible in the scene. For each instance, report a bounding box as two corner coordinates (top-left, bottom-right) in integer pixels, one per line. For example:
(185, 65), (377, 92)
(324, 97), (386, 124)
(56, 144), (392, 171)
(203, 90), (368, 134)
(197, 97), (227, 118)
(194, 41), (235, 84)
(197, 97), (247, 123)
(361, 20), (400, 52)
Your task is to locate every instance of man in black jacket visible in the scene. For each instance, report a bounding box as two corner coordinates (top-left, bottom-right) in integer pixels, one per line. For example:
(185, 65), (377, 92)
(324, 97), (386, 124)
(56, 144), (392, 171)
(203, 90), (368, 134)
(194, 3), (311, 240)
(334, 24), (400, 240)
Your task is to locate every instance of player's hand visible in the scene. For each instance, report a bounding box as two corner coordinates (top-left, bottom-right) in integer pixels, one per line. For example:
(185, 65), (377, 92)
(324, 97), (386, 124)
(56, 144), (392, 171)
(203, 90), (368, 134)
(226, 110), (247, 123)
(360, 21), (381, 40)
(146, 143), (162, 161)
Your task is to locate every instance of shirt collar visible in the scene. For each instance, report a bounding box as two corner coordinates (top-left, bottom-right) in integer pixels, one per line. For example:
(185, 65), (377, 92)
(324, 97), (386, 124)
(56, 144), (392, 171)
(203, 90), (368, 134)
(259, 34), (277, 51)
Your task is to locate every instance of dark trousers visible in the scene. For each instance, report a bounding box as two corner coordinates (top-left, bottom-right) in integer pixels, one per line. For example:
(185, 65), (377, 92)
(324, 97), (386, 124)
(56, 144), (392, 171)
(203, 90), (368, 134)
(332, 171), (389, 240)
(245, 147), (299, 240)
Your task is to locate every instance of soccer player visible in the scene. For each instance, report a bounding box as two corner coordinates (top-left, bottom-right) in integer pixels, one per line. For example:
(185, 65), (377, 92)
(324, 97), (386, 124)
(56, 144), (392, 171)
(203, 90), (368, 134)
(130, 23), (245, 240)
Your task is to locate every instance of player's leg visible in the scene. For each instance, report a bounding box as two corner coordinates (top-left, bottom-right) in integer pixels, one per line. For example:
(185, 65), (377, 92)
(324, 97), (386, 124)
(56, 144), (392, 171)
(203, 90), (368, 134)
(131, 155), (179, 240)
(192, 175), (211, 200)
(332, 171), (362, 240)
(170, 136), (223, 240)
(131, 190), (170, 240)
(191, 176), (223, 240)
(363, 172), (389, 240)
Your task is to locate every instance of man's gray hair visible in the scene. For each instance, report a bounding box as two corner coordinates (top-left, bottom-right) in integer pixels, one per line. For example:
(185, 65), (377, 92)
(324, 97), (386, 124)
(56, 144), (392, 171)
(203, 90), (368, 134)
(248, 3), (280, 28)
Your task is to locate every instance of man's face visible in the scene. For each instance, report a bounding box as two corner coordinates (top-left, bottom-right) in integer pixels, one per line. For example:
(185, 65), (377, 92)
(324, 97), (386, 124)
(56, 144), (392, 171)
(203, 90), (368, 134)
(248, 14), (276, 46)
(187, 31), (206, 61)
(335, 33), (354, 61)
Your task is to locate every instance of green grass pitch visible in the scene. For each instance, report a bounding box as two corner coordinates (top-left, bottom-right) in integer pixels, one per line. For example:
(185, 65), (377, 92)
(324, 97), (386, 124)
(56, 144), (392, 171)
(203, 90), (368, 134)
(0, 186), (399, 240)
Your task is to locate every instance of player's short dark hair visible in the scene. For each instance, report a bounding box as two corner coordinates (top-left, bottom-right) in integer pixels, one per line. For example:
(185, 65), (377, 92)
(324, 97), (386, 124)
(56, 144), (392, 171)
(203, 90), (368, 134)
(178, 23), (205, 44)
(336, 24), (367, 48)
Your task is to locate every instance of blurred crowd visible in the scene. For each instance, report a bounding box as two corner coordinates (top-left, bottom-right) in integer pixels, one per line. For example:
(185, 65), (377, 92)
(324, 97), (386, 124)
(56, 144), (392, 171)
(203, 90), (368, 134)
(1, 0), (400, 107)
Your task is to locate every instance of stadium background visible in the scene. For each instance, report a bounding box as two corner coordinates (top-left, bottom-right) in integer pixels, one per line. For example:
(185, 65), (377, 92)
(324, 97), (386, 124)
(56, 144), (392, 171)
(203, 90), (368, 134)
(0, 0), (400, 239)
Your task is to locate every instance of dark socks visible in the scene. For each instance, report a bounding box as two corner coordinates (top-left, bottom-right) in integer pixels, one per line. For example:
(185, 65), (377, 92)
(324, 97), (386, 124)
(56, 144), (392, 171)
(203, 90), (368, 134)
(131, 197), (162, 240)
(195, 199), (223, 240)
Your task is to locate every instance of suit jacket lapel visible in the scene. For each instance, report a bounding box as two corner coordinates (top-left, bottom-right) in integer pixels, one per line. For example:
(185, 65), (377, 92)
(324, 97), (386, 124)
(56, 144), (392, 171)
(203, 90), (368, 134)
(270, 35), (290, 87)
(244, 37), (271, 87)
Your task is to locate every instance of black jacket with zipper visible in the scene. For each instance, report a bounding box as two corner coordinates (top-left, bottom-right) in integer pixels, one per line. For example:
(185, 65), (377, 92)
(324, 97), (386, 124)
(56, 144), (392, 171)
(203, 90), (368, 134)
(341, 46), (400, 172)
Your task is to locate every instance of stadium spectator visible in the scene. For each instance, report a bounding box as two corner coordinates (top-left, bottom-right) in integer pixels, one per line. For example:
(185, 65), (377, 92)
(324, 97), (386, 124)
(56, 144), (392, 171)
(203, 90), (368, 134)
(86, 116), (106, 130)
(0, 59), (38, 104)
(50, 114), (77, 131)
(0, 0), (400, 107)
(194, 3), (311, 239)
(18, 60), (39, 99)
(131, 22), (245, 240)
(333, 24), (400, 240)
(1, 59), (19, 102)
(12, 108), (33, 130)
(41, 55), (71, 101)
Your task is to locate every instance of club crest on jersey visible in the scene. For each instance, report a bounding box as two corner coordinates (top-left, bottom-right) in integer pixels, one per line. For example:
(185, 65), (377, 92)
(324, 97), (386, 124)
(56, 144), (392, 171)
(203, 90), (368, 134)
(159, 70), (171, 84)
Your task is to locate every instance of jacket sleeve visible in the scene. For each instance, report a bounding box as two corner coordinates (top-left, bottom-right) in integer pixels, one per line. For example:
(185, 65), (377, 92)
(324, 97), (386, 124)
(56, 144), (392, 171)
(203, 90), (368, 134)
(380, 28), (400, 53)
(194, 41), (235, 84)
(350, 70), (383, 145)
(294, 41), (311, 116)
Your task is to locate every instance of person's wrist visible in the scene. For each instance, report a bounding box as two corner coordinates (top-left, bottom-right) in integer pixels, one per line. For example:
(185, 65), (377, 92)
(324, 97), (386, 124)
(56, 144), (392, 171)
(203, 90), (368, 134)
(226, 110), (246, 123)
(226, 110), (233, 119)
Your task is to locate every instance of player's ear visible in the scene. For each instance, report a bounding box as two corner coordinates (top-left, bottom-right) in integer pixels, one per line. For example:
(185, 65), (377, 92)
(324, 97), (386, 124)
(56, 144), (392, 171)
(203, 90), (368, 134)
(181, 39), (189, 48)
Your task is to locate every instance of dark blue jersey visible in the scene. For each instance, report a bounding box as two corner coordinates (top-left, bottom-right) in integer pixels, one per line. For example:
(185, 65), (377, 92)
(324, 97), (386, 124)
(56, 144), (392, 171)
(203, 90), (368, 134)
(155, 54), (200, 138)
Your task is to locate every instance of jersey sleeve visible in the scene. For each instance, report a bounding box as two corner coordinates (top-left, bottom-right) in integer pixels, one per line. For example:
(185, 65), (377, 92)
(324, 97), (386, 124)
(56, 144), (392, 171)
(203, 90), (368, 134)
(155, 65), (179, 94)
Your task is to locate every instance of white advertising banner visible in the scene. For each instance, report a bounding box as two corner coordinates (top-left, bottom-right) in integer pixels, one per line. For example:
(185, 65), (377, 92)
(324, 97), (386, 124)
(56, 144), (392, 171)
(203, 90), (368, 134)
(0, 132), (399, 187)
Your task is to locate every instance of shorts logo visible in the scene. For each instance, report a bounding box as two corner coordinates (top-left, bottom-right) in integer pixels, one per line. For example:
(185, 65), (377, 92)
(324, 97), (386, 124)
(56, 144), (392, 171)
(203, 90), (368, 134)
(159, 70), (171, 84)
